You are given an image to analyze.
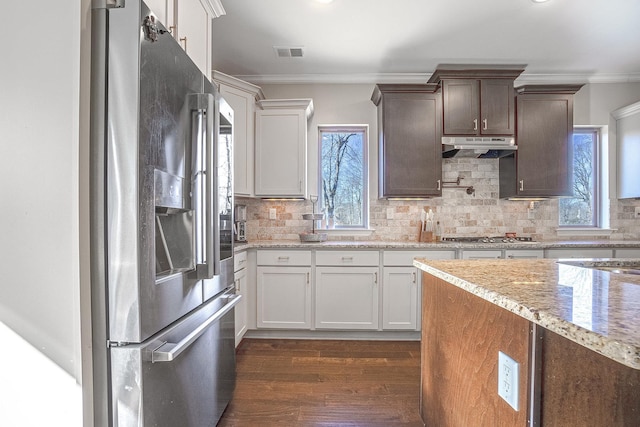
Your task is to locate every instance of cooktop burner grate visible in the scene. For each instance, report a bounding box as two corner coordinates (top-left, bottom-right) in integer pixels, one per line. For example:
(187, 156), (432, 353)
(441, 236), (535, 243)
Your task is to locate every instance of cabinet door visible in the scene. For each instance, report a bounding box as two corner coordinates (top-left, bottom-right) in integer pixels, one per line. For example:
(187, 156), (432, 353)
(480, 79), (515, 135)
(442, 79), (479, 135)
(257, 267), (311, 329)
(379, 92), (442, 197)
(177, 0), (210, 76)
(315, 267), (379, 330)
(219, 85), (255, 196)
(234, 267), (247, 347)
(515, 94), (573, 197)
(255, 109), (307, 197)
(382, 267), (418, 330)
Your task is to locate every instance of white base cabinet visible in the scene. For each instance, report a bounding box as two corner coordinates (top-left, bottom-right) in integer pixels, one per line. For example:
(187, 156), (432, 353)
(315, 267), (379, 330)
(545, 248), (613, 259)
(233, 254), (247, 347)
(382, 267), (418, 330)
(256, 266), (311, 329)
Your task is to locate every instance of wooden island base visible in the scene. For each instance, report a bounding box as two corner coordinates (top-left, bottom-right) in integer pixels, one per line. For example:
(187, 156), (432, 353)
(421, 272), (640, 427)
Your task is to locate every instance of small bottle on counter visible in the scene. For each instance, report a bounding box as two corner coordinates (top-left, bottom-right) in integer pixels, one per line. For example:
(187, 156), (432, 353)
(435, 221), (442, 242)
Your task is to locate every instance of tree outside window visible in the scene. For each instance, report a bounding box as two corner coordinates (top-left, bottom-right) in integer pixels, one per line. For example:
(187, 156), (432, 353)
(319, 126), (368, 228)
(559, 129), (599, 226)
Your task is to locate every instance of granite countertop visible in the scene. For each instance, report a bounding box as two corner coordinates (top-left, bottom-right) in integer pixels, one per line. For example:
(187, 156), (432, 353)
(413, 257), (640, 370)
(235, 239), (640, 251)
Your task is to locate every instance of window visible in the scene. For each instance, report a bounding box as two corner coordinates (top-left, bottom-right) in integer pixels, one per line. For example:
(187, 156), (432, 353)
(559, 128), (599, 227)
(318, 126), (368, 229)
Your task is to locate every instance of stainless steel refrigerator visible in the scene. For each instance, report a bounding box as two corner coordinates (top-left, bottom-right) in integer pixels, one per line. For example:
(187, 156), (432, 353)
(89, 1), (237, 426)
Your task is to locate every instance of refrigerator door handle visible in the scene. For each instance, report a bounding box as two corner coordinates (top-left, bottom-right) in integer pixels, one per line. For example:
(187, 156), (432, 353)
(190, 92), (216, 280)
(151, 294), (241, 363)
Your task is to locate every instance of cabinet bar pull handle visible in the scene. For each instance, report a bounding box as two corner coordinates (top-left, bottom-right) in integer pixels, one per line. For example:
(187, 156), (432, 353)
(412, 272), (416, 283)
(374, 272), (378, 284)
(519, 180), (524, 191)
(168, 25), (175, 34)
(341, 256), (353, 262)
(482, 118), (488, 130)
(473, 119), (478, 131)
(278, 256), (290, 261)
(437, 179), (441, 191)
(180, 36), (187, 52)
(307, 272), (310, 284)
(236, 278), (240, 292)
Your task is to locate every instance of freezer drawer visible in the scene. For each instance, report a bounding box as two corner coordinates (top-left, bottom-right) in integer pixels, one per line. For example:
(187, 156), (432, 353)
(110, 290), (240, 427)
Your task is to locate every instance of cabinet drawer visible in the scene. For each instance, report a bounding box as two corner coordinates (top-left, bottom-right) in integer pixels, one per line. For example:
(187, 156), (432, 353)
(383, 250), (455, 266)
(257, 250), (311, 266)
(234, 251), (247, 271)
(316, 250), (379, 266)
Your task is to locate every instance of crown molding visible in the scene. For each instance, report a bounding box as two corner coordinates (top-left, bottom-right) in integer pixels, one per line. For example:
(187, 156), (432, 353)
(229, 72), (640, 85)
(257, 99), (314, 119)
(201, 0), (225, 18)
(611, 100), (640, 120)
(212, 70), (265, 100)
(235, 73), (430, 85)
(516, 73), (640, 85)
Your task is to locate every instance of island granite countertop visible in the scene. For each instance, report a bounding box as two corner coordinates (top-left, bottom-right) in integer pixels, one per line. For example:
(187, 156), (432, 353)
(413, 257), (640, 370)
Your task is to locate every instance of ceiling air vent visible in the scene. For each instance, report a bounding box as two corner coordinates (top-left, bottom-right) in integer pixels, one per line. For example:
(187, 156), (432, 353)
(274, 46), (304, 58)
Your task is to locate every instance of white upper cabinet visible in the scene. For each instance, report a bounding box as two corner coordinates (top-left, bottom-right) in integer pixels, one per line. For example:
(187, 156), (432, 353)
(255, 99), (313, 198)
(612, 101), (640, 199)
(213, 71), (265, 197)
(146, 0), (225, 77)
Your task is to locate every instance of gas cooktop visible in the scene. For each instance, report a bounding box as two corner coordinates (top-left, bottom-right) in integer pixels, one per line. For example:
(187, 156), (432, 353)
(441, 236), (536, 244)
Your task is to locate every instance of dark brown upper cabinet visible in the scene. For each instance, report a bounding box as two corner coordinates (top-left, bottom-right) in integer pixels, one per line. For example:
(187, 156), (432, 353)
(499, 84), (584, 199)
(428, 65), (525, 137)
(371, 84), (442, 198)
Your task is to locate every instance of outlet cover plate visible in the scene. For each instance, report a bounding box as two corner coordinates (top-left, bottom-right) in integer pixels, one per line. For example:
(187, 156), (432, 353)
(269, 208), (277, 220)
(498, 351), (519, 411)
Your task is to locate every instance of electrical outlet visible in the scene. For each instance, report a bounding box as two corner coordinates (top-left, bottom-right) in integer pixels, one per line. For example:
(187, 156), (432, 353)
(635, 207), (640, 218)
(387, 208), (395, 219)
(498, 351), (519, 411)
(527, 208), (535, 220)
(269, 208), (277, 220)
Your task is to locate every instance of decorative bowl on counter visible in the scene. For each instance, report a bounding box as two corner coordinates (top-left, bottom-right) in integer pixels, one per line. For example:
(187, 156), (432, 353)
(302, 213), (324, 221)
(299, 232), (328, 243)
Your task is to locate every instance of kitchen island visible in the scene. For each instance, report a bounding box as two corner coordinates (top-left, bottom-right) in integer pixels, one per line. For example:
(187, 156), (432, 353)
(414, 258), (640, 427)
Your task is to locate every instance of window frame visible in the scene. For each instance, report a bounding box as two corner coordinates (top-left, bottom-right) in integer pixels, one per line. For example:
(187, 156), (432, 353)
(559, 127), (601, 228)
(317, 125), (369, 230)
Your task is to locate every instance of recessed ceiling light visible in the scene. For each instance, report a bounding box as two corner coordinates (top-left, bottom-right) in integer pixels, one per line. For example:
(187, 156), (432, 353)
(314, 0), (334, 3)
(531, 0), (550, 3)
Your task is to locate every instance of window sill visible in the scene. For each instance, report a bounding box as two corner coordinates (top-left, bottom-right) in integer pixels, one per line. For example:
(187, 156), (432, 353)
(556, 227), (617, 237)
(320, 228), (375, 237)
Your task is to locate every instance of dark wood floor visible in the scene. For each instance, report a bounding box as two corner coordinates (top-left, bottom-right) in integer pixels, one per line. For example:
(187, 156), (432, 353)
(218, 339), (423, 427)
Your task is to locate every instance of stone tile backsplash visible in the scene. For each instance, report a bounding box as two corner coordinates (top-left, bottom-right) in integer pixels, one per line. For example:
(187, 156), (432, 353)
(238, 158), (640, 242)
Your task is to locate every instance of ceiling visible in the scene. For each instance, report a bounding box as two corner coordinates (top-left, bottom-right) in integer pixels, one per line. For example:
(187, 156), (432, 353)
(211, 0), (640, 85)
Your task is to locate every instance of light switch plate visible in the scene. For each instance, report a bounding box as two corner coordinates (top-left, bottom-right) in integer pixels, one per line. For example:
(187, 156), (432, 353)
(269, 208), (277, 220)
(498, 351), (519, 411)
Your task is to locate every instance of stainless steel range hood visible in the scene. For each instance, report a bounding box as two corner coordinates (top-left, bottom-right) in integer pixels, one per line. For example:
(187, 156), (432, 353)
(442, 136), (517, 159)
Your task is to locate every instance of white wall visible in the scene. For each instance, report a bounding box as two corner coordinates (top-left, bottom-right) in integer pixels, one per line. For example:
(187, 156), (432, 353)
(0, 1), (82, 377)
